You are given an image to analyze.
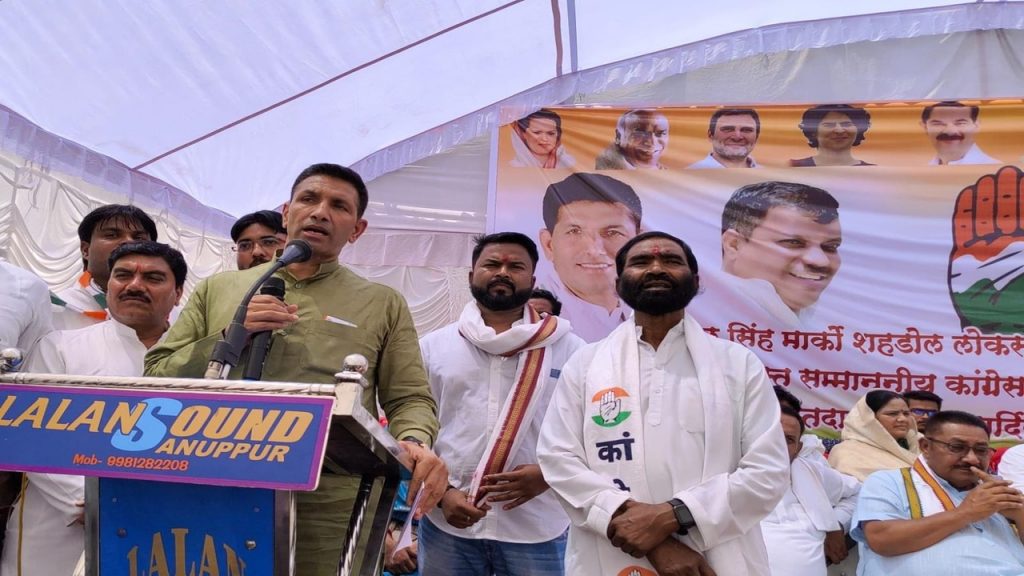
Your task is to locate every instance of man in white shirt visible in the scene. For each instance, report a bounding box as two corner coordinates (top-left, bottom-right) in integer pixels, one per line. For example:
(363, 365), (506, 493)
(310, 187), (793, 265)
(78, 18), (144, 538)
(419, 232), (585, 575)
(0, 261), (53, 353)
(1, 241), (186, 576)
(763, 406), (860, 576)
(538, 231), (789, 575)
(721, 181), (843, 328)
(921, 101), (1000, 165)
(687, 108), (762, 169)
(52, 204), (158, 330)
(536, 173), (642, 342)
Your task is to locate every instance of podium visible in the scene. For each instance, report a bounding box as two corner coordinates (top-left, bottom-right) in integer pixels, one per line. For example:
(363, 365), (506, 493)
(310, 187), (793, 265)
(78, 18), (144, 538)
(0, 363), (409, 576)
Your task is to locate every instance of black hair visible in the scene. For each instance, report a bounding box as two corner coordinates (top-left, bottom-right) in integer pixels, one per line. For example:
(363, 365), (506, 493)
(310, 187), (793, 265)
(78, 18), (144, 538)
(921, 100), (979, 123)
(721, 181), (839, 238)
(471, 232), (539, 269)
(923, 410), (990, 437)
(903, 390), (944, 410)
(865, 390), (906, 414)
(614, 231), (699, 278)
(291, 163), (369, 218)
(530, 288), (562, 316)
(78, 205), (158, 270)
(108, 241), (188, 289)
(542, 173), (642, 232)
(515, 109), (563, 135)
(780, 404), (805, 435)
(774, 385), (802, 412)
(230, 210), (285, 242)
(798, 104), (871, 148)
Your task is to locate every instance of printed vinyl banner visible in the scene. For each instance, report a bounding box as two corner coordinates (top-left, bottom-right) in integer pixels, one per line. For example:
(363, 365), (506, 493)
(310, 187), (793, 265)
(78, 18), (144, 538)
(492, 101), (1024, 438)
(0, 384), (335, 489)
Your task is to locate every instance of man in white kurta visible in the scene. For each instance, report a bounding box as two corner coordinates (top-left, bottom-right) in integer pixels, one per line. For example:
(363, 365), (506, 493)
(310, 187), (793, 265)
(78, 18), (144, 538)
(1, 241), (185, 576)
(538, 231), (789, 576)
(0, 261), (53, 354)
(419, 233), (585, 575)
(762, 407), (860, 576)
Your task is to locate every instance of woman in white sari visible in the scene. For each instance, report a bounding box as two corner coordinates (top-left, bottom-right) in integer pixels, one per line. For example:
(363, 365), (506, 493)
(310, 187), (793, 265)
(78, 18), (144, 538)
(510, 109), (575, 169)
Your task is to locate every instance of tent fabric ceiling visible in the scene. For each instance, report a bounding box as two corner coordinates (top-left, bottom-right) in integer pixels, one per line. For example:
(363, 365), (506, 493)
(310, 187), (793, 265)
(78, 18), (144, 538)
(0, 1), (1021, 232)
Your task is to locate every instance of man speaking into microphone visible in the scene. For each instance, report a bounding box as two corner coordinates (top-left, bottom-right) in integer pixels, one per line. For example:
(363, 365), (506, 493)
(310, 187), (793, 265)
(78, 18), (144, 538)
(145, 163), (444, 575)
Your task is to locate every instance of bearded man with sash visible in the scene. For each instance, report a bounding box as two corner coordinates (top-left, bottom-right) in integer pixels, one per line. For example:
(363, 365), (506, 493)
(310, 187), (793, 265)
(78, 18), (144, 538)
(418, 232), (584, 575)
(538, 231), (789, 576)
(852, 410), (1024, 575)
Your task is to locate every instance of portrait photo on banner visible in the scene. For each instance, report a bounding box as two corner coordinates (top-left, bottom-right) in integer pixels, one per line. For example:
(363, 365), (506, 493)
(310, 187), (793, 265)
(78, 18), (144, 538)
(491, 100), (1024, 440)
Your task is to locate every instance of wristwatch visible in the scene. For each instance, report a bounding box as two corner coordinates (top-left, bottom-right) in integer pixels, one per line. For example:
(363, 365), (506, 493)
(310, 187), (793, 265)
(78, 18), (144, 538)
(669, 498), (696, 535)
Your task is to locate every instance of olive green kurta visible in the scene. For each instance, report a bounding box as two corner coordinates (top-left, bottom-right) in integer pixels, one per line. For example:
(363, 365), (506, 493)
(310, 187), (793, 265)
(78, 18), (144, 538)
(145, 259), (438, 575)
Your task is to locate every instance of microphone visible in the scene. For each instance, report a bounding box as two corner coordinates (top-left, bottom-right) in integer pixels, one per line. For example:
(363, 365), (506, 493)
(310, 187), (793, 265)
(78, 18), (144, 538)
(242, 277), (285, 380)
(203, 239), (312, 379)
(277, 240), (313, 266)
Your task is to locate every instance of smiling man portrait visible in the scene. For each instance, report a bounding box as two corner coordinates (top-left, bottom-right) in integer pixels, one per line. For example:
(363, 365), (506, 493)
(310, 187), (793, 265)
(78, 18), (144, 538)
(720, 180), (842, 328)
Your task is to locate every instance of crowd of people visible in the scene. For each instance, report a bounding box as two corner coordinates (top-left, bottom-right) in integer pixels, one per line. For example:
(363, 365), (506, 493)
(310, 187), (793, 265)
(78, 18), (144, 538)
(1, 161), (1022, 576)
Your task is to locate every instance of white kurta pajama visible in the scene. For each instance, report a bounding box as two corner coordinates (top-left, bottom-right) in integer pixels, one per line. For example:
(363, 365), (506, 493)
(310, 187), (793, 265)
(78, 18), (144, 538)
(420, 303), (585, 543)
(537, 315), (789, 575)
(761, 457), (860, 576)
(1, 318), (156, 576)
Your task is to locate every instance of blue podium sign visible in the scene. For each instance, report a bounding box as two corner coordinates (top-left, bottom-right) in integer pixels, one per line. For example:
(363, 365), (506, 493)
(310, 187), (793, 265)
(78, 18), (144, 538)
(0, 384), (334, 490)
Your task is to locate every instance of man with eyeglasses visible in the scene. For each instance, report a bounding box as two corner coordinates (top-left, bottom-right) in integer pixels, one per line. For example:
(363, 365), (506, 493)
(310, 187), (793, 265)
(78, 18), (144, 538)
(230, 210), (287, 270)
(852, 410), (1024, 576)
(903, 391), (943, 433)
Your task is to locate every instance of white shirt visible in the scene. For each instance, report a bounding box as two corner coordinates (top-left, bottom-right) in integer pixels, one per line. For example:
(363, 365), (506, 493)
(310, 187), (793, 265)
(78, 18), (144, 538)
(538, 320), (788, 575)
(998, 444), (1024, 485)
(0, 261), (53, 354)
(420, 321), (585, 543)
(535, 266), (630, 343)
(929, 143), (1000, 165)
(762, 457), (860, 576)
(1, 318), (155, 576)
(687, 152), (760, 169)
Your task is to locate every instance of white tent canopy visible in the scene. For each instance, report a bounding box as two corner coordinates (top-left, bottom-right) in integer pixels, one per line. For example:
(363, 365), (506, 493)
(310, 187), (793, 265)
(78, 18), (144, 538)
(2, 1), (1023, 331)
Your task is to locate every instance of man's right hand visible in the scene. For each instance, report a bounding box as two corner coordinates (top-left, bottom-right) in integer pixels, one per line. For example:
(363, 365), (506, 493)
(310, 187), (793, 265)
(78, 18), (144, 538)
(958, 469), (1024, 523)
(646, 538), (716, 576)
(440, 488), (489, 530)
(243, 294), (299, 332)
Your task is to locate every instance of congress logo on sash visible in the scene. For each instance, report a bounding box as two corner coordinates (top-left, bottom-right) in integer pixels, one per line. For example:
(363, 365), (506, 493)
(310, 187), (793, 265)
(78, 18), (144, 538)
(591, 387), (631, 427)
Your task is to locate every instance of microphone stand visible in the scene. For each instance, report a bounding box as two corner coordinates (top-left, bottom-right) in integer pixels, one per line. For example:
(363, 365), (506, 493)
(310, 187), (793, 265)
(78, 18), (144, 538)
(203, 240), (311, 380)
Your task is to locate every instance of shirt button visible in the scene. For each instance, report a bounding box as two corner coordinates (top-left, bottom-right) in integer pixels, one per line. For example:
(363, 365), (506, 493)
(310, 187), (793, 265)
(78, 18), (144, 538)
(295, 282), (304, 288)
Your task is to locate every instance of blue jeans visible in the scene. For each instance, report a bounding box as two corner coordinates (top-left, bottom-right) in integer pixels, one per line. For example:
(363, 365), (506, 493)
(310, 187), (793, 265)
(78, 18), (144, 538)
(418, 516), (566, 576)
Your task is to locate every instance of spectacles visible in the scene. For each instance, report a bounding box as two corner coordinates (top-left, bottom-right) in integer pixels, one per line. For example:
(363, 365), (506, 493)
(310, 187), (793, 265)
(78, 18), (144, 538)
(233, 237), (283, 253)
(925, 437), (993, 459)
(911, 408), (938, 417)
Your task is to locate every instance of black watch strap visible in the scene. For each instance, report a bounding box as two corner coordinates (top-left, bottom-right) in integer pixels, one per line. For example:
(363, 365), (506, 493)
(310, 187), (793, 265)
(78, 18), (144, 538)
(669, 498), (696, 535)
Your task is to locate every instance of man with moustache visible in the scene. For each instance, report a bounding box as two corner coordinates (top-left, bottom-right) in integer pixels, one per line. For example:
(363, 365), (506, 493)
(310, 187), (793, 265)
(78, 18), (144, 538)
(230, 210), (287, 270)
(688, 108), (762, 169)
(595, 109), (670, 170)
(538, 231), (788, 576)
(2, 241), (186, 576)
(720, 181), (843, 328)
(418, 232), (584, 575)
(146, 163), (445, 575)
(537, 173), (642, 342)
(921, 101), (1000, 165)
(852, 411), (1024, 575)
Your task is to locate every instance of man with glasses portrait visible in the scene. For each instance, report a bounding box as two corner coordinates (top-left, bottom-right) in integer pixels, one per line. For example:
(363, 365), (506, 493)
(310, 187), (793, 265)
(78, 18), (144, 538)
(230, 210), (287, 270)
(851, 410), (1024, 576)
